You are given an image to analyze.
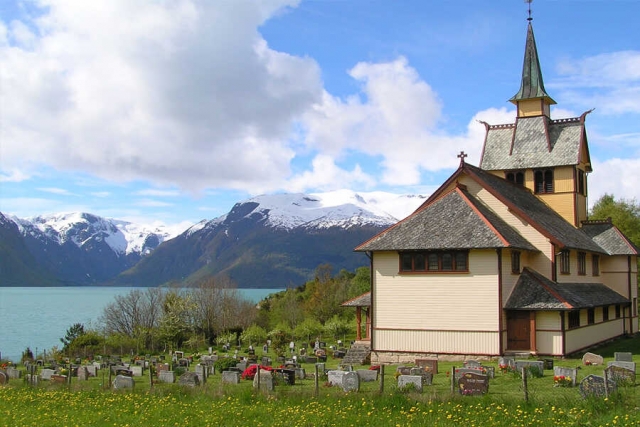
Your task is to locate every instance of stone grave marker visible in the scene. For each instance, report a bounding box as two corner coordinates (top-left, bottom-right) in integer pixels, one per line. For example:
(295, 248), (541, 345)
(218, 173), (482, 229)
(614, 352), (633, 362)
(236, 361), (247, 372)
(85, 365), (97, 377)
(261, 356), (272, 366)
(415, 358), (438, 374)
(327, 370), (347, 386)
(41, 368), (55, 380)
(26, 374), (38, 385)
(397, 375), (423, 392)
(605, 365), (635, 386)
(553, 366), (578, 387)
(77, 366), (89, 381)
(454, 367), (485, 381)
(342, 371), (360, 392)
(582, 352), (604, 366)
(356, 369), (378, 382)
(409, 367), (433, 386)
(6, 367), (21, 379)
(222, 371), (241, 385)
(253, 369), (274, 391)
(130, 366), (143, 377)
(458, 372), (489, 396)
(579, 374), (616, 398)
(51, 374), (66, 384)
(464, 360), (482, 368)
(515, 360), (544, 376)
(178, 358), (189, 367)
(295, 367), (306, 380)
(195, 364), (207, 383)
(606, 361), (636, 373)
(0, 371), (7, 385)
(396, 366), (413, 376)
(113, 375), (135, 390)
(178, 372), (200, 387)
(483, 366), (495, 379)
(158, 371), (175, 383)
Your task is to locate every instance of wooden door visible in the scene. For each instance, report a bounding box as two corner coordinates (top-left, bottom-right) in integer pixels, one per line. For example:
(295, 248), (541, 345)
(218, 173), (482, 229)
(507, 311), (531, 351)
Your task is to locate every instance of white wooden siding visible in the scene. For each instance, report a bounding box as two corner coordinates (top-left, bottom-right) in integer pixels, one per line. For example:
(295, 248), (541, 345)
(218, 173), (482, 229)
(565, 320), (625, 354)
(536, 331), (563, 355)
(375, 329), (500, 355)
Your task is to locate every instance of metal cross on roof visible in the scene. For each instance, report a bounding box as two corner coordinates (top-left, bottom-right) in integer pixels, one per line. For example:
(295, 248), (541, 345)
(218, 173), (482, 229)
(457, 151), (468, 164)
(525, 0), (533, 21)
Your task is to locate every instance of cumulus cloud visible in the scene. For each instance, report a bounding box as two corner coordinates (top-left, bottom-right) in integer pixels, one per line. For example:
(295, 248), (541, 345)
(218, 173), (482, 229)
(588, 158), (640, 207)
(0, 0), (318, 193)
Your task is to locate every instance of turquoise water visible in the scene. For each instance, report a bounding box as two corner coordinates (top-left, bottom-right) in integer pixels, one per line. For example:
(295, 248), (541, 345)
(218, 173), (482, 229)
(0, 287), (282, 362)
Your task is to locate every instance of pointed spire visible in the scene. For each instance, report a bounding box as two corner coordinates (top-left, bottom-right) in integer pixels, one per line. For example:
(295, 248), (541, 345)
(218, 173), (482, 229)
(510, 22), (556, 106)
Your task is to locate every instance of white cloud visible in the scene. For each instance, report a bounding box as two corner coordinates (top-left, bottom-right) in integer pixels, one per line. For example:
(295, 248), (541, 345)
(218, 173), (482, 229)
(588, 158), (640, 207)
(37, 187), (76, 196)
(285, 154), (376, 193)
(135, 189), (181, 197)
(0, 169), (30, 182)
(136, 199), (175, 208)
(0, 0), (318, 193)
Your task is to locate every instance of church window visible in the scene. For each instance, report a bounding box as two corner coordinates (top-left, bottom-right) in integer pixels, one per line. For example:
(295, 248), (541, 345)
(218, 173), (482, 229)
(568, 311), (580, 329)
(578, 252), (586, 275)
(506, 171), (525, 186)
(578, 169), (586, 195)
(399, 251), (469, 273)
(559, 250), (570, 274)
(587, 308), (595, 325)
(511, 251), (521, 274)
(534, 169), (554, 193)
(603, 305), (609, 322)
(592, 255), (600, 276)
(615, 305), (621, 319)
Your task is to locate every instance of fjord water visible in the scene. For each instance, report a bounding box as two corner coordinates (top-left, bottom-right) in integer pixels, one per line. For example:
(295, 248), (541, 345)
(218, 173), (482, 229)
(0, 287), (282, 362)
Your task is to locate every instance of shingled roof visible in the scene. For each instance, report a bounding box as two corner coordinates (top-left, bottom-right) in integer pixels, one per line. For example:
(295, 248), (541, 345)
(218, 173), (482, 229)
(341, 292), (371, 307)
(480, 115), (591, 171)
(505, 267), (629, 310)
(581, 219), (640, 255)
(355, 186), (536, 252)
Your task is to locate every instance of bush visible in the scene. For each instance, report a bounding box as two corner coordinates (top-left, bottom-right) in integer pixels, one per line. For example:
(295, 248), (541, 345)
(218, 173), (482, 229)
(215, 357), (239, 372)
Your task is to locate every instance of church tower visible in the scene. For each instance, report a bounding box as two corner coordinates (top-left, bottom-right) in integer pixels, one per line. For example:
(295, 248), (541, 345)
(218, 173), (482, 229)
(479, 18), (592, 227)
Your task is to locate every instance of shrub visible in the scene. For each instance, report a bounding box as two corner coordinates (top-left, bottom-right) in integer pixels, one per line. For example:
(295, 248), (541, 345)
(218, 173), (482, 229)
(215, 357), (239, 372)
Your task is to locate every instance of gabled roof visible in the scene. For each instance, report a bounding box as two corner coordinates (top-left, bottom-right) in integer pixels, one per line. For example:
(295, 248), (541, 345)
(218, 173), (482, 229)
(355, 185), (536, 252)
(341, 292), (371, 307)
(505, 267), (629, 310)
(480, 115), (592, 171)
(510, 22), (556, 105)
(581, 219), (640, 255)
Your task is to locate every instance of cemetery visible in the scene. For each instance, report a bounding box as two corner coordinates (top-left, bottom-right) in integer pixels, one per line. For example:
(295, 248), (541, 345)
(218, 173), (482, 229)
(1, 336), (639, 426)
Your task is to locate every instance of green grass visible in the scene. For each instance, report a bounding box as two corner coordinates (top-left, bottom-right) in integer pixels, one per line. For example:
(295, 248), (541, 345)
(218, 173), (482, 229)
(1, 338), (639, 427)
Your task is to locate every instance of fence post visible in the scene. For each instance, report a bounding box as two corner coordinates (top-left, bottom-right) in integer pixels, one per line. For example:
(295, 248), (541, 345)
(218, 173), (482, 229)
(314, 364), (319, 397)
(451, 366), (455, 395)
(521, 366), (528, 402)
(603, 369), (609, 398)
(379, 365), (385, 393)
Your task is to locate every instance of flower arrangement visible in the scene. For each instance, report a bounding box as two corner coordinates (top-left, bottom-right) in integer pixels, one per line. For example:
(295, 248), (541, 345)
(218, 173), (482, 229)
(499, 363), (513, 374)
(553, 375), (572, 387)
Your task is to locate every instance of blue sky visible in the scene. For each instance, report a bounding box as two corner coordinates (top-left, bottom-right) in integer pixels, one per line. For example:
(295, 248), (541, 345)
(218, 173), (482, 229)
(1, 0), (639, 228)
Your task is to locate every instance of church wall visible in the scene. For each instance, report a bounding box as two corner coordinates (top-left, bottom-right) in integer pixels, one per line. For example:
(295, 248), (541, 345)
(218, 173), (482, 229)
(556, 249), (602, 283)
(535, 312), (563, 355)
(565, 319), (625, 354)
(371, 250), (501, 355)
(537, 193), (577, 226)
(600, 255), (634, 297)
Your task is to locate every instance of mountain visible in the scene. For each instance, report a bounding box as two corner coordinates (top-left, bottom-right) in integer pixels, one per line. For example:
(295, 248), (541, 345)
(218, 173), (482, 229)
(2, 213), (181, 286)
(0, 190), (426, 288)
(111, 190), (426, 288)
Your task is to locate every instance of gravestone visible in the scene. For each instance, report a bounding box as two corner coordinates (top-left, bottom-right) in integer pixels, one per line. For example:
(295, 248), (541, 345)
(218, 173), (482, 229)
(396, 366), (413, 376)
(605, 365), (635, 386)
(6, 367), (21, 379)
(553, 366), (578, 387)
(582, 352), (604, 366)
(458, 372), (489, 396)
(85, 365), (97, 377)
(253, 369), (274, 391)
(454, 367), (486, 381)
(26, 374), (38, 385)
(464, 360), (482, 368)
(409, 367), (433, 386)
(606, 361), (636, 373)
(294, 367), (306, 380)
(342, 371), (360, 392)
(113, 374), (135, 390)
(236, 361), (247, 372)
(306, 356), (317, 364)
(158, 371), (175, 383)
(415, 358), (438, 374)
(130, 366), (143, 377)
(195, 364), (207, 383)
(498, 357), (516, 371)
(397, 375), (423, 392)
(156, 363), (169, 373)
(178, 372), (200, 387)
(327, 370), (347, 386)
(515, 360), (544, 376)
(483, 366), (495, 379)
(77, 366), (89, 381)
(178, 358), (189, 367)
(0, 371), (7, 385)
(51, 374), (67, 383)
(40, 369), (55, 380)
(221, 371), (241, 385)
(261, 357), (272, 366)
(614, 352), (633, 362)
(579, 374), (617, 398)
(356, 369), (378, 382)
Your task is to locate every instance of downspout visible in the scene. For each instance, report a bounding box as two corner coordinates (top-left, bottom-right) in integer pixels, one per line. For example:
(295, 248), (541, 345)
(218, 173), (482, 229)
(560, 312), (566, 356)
(551, 243), (557, 282)
(497, 248), (503, 355)
(367, 251), (374, 350)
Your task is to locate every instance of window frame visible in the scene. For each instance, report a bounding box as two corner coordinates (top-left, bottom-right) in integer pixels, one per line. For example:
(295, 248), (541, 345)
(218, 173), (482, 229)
(587, 308), (595, 325)
(577, 252), (586, 275)
(615, 304), (621, 319)
(399, 250), (470, 273)
(592, 254), (600, 276)
(506, 171), (525, 186)
(511, 251), (521, 274)
(559, 250), (571, 275)
(603, 305), (609, 322)
(568, 311), (580, 329)
(577, 169), (586, 196)
(534, 169), (554, 194)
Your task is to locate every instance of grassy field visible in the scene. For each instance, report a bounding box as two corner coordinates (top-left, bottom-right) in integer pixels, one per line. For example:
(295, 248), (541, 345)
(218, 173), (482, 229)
(1, 337), (639, 426)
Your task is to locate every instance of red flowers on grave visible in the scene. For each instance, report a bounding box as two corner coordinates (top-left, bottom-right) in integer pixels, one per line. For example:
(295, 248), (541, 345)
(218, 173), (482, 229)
(553, 375), (572, 387)
(241, 364), (273, 380)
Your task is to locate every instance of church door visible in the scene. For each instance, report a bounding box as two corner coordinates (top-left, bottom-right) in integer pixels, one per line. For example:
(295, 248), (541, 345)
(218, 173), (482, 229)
(507, 311), (531, 351)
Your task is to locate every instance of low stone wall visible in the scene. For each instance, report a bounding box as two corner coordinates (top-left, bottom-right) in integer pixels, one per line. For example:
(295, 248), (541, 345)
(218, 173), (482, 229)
(371, 351), (495, 364)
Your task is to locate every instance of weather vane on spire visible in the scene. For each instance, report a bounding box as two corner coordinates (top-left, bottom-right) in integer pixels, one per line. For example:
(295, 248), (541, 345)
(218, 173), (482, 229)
(525, 0), (533, 21)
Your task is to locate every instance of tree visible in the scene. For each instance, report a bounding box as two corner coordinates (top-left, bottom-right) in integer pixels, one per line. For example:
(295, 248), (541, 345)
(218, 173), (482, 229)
(60, 323), (85, 351)
(323, 315), (351, 341)
(240, 325), (267, 347)
(590, 194), (640, 247)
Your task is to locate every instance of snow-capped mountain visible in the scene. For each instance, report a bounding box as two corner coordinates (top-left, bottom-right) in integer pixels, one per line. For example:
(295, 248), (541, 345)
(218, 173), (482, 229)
(1, 190), (427, 288)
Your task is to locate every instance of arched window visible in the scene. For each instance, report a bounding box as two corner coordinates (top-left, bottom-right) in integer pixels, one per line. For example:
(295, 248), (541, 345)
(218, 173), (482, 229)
(506, 171), (525, 187)
(534, 169), (554, 193)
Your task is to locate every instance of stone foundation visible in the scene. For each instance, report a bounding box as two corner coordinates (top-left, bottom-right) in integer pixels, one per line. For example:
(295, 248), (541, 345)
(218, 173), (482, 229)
(371, 351), (497, 364)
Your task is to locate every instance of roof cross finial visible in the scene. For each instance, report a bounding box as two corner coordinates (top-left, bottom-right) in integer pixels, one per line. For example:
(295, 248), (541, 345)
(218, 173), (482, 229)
(457, 151), (468, 165)
(525, 0), (533, 21)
